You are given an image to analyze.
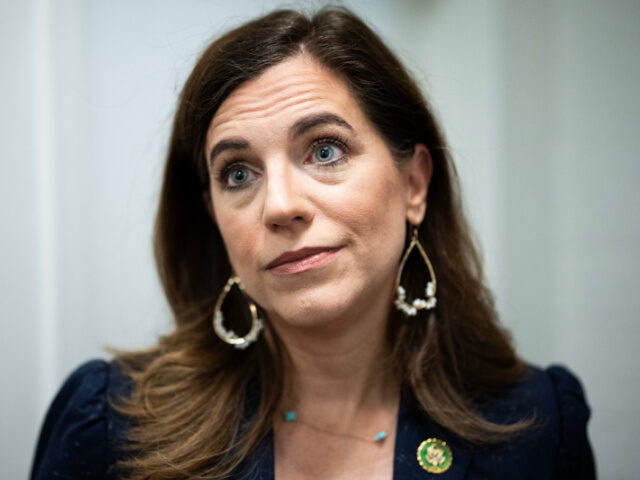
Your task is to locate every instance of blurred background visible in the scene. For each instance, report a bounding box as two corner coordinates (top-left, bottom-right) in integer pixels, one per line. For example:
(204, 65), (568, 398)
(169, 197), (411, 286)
(1, 0), (638, 478)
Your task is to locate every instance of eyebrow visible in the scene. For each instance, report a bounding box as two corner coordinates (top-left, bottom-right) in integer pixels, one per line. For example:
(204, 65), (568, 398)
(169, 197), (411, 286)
(209, 139), (250, 165)
(208, 113), (353, 166)
(289, 113), (354, 140)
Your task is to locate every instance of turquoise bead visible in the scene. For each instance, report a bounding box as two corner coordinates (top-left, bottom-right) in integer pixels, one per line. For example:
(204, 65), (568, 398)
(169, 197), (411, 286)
(285, 411), (296, 422)
(375, 431), (387, 442)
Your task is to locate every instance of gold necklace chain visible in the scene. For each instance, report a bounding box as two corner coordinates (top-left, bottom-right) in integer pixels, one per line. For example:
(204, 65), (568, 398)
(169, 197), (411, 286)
(281, 411), (389, 443)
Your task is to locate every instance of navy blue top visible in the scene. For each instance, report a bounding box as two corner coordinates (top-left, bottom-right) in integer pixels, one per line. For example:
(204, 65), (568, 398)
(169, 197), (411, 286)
(31, 360), (596, 479)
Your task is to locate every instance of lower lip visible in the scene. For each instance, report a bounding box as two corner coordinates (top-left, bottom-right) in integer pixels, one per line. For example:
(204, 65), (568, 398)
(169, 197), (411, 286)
(268, 248), (342, 276)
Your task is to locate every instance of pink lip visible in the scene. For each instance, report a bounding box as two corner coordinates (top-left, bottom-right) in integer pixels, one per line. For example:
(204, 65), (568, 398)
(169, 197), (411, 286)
(266, 246), (342, 276)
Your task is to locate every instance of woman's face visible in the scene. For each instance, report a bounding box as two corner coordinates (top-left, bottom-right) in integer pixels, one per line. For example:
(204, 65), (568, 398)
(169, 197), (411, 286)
(205, 55), (430, 328)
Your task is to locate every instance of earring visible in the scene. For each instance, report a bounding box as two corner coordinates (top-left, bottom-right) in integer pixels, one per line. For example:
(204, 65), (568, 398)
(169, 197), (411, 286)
(213, 276), (263, 349)
(394, 226), (437, 316)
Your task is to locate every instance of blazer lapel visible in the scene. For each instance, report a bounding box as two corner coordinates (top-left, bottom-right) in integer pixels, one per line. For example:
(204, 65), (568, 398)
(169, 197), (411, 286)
(234, 431), (275, 480)
(393, 394), (472, 480)
(234, 379), (275, 480)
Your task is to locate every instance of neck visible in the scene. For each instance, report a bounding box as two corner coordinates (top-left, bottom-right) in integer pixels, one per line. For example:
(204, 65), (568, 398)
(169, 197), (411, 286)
(269, 291), (400, 424)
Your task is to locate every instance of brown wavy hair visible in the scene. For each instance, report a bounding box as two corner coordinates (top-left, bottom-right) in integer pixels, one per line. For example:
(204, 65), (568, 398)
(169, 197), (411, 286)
(114, 7), (528, 479)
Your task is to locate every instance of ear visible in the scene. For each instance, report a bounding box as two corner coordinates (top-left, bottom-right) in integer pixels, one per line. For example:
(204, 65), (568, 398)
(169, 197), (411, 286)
(202, 190), (216, 223)
(404, 144), (432, 226)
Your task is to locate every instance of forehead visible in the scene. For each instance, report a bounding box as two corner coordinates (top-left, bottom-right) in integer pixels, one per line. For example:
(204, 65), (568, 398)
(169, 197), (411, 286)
(207, 55), (365, 142)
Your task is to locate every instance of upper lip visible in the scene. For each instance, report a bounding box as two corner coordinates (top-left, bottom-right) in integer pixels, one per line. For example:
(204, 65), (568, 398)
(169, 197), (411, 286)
(266, 246), (341, 270)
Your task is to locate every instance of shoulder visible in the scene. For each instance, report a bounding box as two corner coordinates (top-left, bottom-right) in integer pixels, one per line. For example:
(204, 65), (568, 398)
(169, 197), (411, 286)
(472, 364), (596, 479)
(30, 359), (131, 480)
(478, 365), (588, 421)
(530, 365), (596, 479)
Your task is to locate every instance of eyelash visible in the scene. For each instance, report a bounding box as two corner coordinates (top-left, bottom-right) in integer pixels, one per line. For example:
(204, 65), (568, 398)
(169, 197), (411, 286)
(216, 134), (351, 191)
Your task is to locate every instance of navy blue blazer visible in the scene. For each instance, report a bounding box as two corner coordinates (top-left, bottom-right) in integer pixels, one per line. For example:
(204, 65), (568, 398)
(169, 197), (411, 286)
(31, 360), (596, 479)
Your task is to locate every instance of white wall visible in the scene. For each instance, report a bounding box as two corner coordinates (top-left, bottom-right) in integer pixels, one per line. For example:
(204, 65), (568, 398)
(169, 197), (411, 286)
(0, 1), (41, 476)
(547, 2), (640, 476)
(2, 1), (639, 478)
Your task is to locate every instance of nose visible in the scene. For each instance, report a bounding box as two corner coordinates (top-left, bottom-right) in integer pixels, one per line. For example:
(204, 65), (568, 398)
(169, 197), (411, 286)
(262, 162), (313, 231)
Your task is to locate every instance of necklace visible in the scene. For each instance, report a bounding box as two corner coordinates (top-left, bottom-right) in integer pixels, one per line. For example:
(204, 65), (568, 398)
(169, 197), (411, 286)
(282, 411), (388, 443)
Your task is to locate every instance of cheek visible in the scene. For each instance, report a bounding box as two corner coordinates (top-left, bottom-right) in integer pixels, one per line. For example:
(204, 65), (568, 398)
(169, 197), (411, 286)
(215, 214), (257, 273)
(328, 167), (408, 248)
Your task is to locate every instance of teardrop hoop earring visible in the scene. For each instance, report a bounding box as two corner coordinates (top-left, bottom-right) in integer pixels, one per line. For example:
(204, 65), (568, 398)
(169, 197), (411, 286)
(394, 226), (437, 316)
(213, 276), (263, 349)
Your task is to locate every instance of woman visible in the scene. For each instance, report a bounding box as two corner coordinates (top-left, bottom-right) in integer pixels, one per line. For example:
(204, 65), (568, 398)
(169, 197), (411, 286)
(31, 7), (595, 480)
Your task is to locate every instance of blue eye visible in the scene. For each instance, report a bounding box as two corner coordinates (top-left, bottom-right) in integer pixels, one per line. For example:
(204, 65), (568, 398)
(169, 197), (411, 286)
(226, 166), (253, 188)
(314, 145), (337, 163)
(312, 142), (346, 165)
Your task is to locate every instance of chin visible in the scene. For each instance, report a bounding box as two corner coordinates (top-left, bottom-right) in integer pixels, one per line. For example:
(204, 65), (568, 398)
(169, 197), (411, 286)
(275, 302), (350, 328)
(264, 286), (361, 329)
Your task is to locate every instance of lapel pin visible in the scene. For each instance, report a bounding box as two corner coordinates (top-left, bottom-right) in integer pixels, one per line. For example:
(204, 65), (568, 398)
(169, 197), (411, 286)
(417, 438), (453, 474)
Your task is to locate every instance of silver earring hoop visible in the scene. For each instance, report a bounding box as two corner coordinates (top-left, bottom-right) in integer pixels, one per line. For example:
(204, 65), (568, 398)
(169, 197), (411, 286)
(394, 226), (437, 316)
(213, 276), (263, 349)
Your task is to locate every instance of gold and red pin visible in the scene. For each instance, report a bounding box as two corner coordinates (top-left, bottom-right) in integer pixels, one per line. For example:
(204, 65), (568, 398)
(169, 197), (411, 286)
(417, 438), (453, 474)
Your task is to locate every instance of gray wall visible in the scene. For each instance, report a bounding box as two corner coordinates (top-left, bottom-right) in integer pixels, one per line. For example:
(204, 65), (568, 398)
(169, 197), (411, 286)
(2, 1), (639, 478)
